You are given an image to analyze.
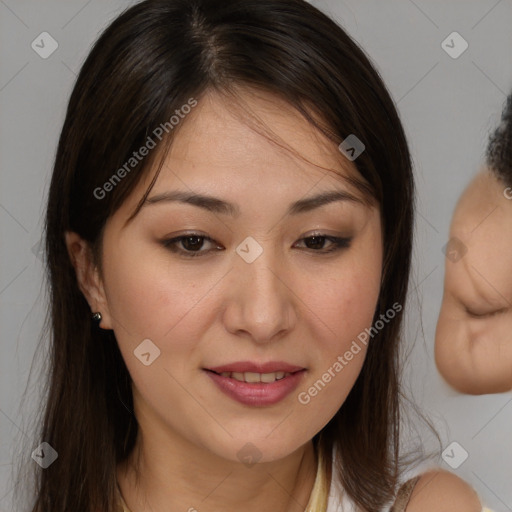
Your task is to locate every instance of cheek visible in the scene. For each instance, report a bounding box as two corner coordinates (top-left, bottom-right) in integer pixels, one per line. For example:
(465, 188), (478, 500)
(101, 239), (214, 353)
(294, 244), (382, 405)
(304, 264), (379, 362)
(308, 237), (382, 379)
(304, 275), (379, 351)
(308, 238), (382, 346)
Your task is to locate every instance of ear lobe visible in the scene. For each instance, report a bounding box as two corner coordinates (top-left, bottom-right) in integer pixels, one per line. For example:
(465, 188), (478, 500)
(64, 231), (112, 329)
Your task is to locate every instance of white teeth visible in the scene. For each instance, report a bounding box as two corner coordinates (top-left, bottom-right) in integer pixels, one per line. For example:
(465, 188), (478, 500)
(244, 372), (261, 383)
(219, 371), (291, 383)
(261, 372), (276, 383)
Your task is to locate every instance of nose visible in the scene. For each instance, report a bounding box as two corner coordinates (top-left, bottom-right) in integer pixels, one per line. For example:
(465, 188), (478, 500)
(222, 244), (298, 344)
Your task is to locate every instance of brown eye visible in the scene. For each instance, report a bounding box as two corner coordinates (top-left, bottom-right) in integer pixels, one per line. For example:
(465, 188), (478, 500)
(294, 235), (352, 253)
(162, 234), (222, 258)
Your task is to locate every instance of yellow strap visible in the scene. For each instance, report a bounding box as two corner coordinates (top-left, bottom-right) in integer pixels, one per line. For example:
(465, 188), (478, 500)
(304, 445), (329, 512)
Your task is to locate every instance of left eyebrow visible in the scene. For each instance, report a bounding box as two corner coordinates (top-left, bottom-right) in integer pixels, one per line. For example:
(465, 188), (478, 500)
(142, 189), (363, 218)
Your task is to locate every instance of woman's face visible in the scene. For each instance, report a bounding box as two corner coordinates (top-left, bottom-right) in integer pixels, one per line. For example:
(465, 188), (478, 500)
(86, 89), (383, 463)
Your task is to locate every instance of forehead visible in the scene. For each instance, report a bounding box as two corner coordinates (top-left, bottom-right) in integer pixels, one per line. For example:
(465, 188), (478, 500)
(150, 88), (365, 196)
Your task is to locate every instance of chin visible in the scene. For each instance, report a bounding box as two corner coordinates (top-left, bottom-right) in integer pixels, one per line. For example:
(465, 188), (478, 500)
(207, 436), (308, 466)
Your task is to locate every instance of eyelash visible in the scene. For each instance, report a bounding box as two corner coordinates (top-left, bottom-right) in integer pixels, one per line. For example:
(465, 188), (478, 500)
(161, 233), (352, 258)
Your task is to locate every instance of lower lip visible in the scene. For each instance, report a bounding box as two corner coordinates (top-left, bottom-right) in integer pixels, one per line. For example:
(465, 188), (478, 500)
(204, 369), (306, 406)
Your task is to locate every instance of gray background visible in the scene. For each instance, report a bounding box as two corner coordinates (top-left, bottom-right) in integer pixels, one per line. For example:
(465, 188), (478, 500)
(1, 0), (511, 510)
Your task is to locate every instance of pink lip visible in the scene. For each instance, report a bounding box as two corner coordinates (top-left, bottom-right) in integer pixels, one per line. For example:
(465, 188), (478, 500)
(204, 369), (307, 406)
(206, 361), (305, 373)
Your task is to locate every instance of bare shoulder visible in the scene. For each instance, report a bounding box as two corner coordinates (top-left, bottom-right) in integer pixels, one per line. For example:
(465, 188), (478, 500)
(406, 469), (482, 512)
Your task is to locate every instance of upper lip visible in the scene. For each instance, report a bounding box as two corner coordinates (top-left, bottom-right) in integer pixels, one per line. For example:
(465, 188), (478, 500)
(206, 361), (306, 374)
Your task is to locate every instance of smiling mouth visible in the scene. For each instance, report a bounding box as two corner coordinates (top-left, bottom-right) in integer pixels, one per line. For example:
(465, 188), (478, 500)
(205, 369), (302, 384)
(203, 368), (307, 406)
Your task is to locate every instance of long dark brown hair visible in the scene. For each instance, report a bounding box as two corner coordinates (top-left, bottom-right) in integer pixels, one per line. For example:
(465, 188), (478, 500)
(17, 0), (416, 510)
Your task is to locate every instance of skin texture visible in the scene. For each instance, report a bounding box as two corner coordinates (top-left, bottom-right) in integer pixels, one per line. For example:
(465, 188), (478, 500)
(66, 88), (481, 512)
(408, 470), (482, 512)
(436, 168), (512, 395)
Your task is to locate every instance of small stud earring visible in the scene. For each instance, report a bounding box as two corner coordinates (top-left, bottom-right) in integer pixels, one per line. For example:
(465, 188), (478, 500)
(92, 312), (102, 323)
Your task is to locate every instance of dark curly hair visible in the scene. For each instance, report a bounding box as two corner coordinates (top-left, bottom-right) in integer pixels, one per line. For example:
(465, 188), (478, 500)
(487, 92), (512, 185)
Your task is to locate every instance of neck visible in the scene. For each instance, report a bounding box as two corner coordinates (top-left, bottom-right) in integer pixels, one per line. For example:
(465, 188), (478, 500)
(117, 413), (318, 512)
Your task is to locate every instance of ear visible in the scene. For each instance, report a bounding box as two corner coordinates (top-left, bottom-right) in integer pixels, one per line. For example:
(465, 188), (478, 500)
(65, 231), (113, 330)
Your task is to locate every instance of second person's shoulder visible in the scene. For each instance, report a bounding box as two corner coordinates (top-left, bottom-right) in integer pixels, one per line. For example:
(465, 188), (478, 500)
(405, 469), (482, 512)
